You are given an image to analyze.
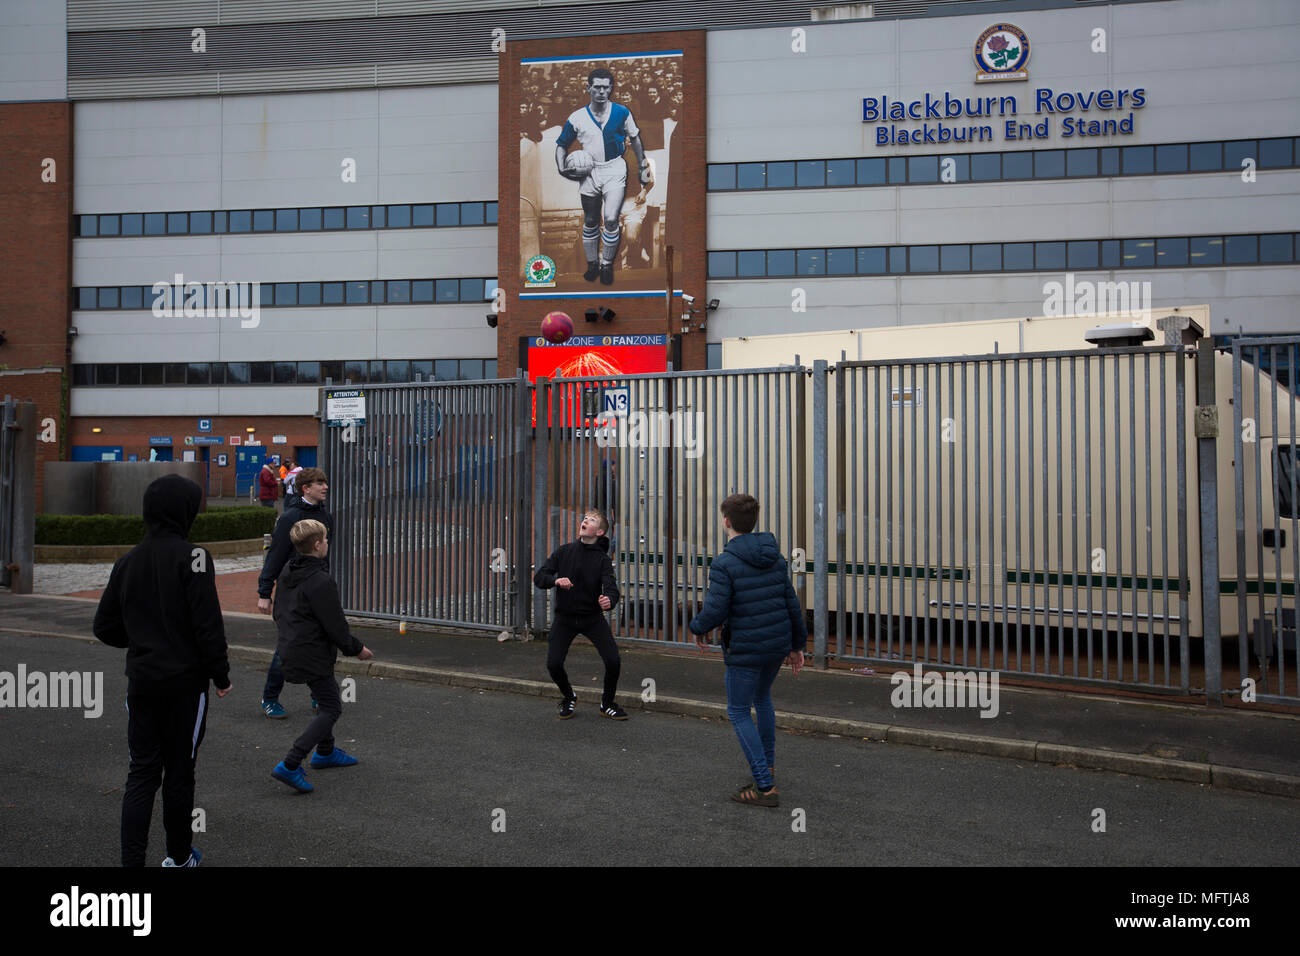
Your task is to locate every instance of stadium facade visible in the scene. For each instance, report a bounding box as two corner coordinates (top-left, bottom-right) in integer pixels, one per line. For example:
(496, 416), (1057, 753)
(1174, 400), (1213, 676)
(1, 0), (1296, 506)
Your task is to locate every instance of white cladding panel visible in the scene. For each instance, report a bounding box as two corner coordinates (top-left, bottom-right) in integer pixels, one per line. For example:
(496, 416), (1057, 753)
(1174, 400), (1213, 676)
(0, 0), (66, 102)
(71, 387), (321, 417)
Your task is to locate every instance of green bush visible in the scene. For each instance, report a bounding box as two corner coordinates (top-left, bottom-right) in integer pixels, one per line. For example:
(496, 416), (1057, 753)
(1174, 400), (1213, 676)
(37, 507), (276, 546)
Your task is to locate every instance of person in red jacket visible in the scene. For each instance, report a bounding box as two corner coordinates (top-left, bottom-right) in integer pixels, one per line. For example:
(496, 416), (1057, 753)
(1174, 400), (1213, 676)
(257, 462), (280, 509)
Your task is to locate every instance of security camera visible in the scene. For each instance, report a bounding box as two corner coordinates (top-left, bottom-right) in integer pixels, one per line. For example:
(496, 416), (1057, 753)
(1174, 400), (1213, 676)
(682, 293), (695, 306)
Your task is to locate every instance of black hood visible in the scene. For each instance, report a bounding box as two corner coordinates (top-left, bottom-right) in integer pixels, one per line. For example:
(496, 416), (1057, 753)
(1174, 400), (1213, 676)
(142, 474), (203, 538)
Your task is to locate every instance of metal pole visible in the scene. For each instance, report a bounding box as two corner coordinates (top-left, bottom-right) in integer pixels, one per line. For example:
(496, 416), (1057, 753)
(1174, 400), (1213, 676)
(1195, 338), (1222, 703)
(812, 360), (829, 669)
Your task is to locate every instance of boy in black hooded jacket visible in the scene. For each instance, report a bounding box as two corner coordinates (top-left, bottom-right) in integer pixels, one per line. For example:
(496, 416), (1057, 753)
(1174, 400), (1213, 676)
(270, 519), (373, 793)
(534, 510), (624, 719)
(94, 474), (232, 867)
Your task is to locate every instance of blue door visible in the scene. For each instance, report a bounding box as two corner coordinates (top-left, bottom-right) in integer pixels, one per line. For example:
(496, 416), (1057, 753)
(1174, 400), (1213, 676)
(295, 447), (317, 468)
(235, 447), (265, 497)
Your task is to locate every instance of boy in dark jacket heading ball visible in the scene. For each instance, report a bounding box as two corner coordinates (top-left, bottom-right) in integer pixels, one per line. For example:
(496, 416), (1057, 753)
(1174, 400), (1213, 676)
(534, 510), (625, 720)
(93, 474), (232, 867)
(689, 493), (806, 808)
(270, 519), (373, 794)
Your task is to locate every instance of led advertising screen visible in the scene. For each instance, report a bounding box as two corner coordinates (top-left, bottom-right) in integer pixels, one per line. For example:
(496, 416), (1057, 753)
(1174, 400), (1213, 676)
(526, 333), (668, 426)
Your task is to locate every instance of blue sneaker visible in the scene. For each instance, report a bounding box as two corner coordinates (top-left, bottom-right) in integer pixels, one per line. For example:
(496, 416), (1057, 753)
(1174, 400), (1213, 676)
(262, 699), (287, 719)
(311, 698), (318, 712)
(272, 761), (313, 792)
(310, 747), (358, 769)
(162, 847), (202, 867)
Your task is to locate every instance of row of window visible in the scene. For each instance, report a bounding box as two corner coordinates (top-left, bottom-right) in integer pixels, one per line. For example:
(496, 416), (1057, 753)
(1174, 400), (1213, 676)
(707, 136), (1299, 190)
(707, 233), (1300, 279)
(76, 201), (499, 238)
(72, 358), (498, 387)
(75, 278), (499, 310)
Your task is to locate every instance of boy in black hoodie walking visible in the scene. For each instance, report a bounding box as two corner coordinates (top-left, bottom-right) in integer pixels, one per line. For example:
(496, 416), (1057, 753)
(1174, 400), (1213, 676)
(534, 510), (624, 719)
(270, 519), (373, 793)
(94, 474), (232, 867)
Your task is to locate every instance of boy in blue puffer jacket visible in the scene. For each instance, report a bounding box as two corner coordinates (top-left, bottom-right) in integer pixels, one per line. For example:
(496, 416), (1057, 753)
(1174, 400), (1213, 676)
(689, 493), (806, 807)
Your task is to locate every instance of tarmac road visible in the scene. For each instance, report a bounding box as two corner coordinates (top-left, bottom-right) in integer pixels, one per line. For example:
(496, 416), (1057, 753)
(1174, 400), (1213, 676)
(0, 630), (1295, 867)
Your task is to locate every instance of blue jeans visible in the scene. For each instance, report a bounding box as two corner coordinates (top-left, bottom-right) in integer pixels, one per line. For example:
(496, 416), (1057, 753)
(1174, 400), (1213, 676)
(262, 652), (285, 702)
(725, 658), (783, 791)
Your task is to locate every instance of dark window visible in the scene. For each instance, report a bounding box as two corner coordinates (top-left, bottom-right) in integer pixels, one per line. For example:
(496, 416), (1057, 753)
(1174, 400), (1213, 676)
(121, 286), (143, 309)
(706, 343), (722, 370)
(436, 279), (459, 302)
(1224, 235), (1258, 264)
(249, 362), (273, 384)
(344, 361), (366, 384)
(121, 213), (143, 236)
(1002, 152), (1032, 179)
(190, 211), (211, 234)
(886, 157), (906, 184)
(736, 251), (765, 277)
(321, 361), (343, 384)
(165, 363), (187, 385)
(1155, 144), (1188, 173)
(1259, 138), (1292, 168)
(95, 364), (117, 385)
(78, 215), (98, 237)
(797, 249), (826, 275)
(168, 212), (188, 234)
(370, 206), (386, 229)
(888, 247), (907, 274)
(1122, 146), (1154, 175)
(387, 205), (411, 228)
(369, 360), (386, 382)
(1123, 238), (1156, 268)
(1035, 241), (1067, 271)
(276, 209), (298, 231)
(97, 287), (119, 309)
(297, 361), (321, 384)
(908, 155), (939, 184)
(411, 204), (434, 227)
(939, 155), (969, 182)
(72, 365), (93, 386)
(796, 161), (825, 187)
(259, 284), (273, 307)
(209, 363), (225, 385)
(484, 279), (498, 302)
(767, 162), (795, 188)
(460, 359), (484, 381)
(1035, 150), (1066, 179)
(971, 243), (1001, 272)
(485, 359), (498, 379)
(460, 278), (484, 301)
(226, 362), (250, 384)
(767, 249), (795, 276)
(78, 288), (97, 309)
(436, 203), (460, 227)
(145, 213), (167, 235)
(461, 202), (484, 226)
(370, 281), (385, 303)
(1156, 237), (1188, 267)
(1003, 243), (1034, 271)
(1260, 233), (1292, 263)
(485, 202), (498, 224)
(187, 363), (210, 385)
(273, 362), (296, 384)
(322, 207), (345, 230)
(411, 360), (433, 382)
(1223, 140), (1255, 171)
(709, 165), (737, 190)
(940, 245), (970, 272)
(1189, 142), (1222, 171)
(1098, 147), (1120, 176)
(1100, 240), (1122, 268)
(412, 280), (434, 303)
(827, 159), (855, 186)
(98, 214), (120, 236)
(910, 246), (939, 273)
(856, 158), (886, 185)
(387, 280), (411, 303)
(827, 248), (856, 275)
(1066, 149), (1098, 177)
(299, 208), (322, 231)
(227, 210), (251, 233)
(298, 283), (321, 306)
(117, 363), (140, 385)
(345, 281), (368, 304)
(971, 153), (1000, 181)
(1067, 241), (1099, 270)
(708, 252), (736, 278)
(857, 247), (886, 274)
(211, 210), (226, 233)
(435, 359), (458, 381)
(322, 282), (344, 305)
(140, 364), (164, 385)
(252, 209), (274, 232)
(1189, 236), (1223, 265)
(737, 163), (766, 189)
(275, 283), (298, 306)
(346, 206), (370, 229)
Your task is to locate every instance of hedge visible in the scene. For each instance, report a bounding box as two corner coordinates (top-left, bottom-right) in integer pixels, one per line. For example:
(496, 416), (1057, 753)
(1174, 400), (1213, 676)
(37, 507), (277, 547)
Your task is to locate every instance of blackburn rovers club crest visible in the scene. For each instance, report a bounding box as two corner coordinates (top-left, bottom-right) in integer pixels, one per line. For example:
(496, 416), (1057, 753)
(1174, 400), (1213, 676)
(524, 254), (557, 288)
(974, 23), (1029, 83)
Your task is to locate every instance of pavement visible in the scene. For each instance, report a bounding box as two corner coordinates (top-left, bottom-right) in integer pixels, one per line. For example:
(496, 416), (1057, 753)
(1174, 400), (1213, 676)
(2, 590), (1297, 800)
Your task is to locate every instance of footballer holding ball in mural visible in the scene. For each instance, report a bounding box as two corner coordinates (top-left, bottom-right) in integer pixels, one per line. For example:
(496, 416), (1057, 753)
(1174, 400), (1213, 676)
(555, 67), (652, 287)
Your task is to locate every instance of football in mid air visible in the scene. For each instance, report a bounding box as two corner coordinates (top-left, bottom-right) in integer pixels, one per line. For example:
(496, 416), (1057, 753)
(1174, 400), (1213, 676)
(564, 151), (596, 175)
(541, 311), (574, 344)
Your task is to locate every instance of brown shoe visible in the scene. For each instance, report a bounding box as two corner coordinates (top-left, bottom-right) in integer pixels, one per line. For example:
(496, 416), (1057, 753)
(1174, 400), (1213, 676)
(731, 783), (779, 808)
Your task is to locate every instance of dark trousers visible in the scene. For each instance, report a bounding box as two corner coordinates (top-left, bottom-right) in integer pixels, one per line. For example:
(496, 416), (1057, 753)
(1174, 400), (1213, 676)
(547, 614), (621, 707)
(122, 690), (208, 867)
(284, 675), (343, 769)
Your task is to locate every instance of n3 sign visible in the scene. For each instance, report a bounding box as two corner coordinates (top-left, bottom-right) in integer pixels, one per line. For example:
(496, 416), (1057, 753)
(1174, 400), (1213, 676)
(603, 388), (630, 415)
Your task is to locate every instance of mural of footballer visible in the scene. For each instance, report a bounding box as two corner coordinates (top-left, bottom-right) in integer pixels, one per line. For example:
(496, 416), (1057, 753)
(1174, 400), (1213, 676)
(555, 67), (653, 286)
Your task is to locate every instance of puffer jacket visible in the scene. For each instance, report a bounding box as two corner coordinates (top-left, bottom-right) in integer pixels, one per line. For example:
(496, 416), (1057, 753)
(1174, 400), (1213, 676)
(272, 553), (364, 683)
(688, 532), (807, 667)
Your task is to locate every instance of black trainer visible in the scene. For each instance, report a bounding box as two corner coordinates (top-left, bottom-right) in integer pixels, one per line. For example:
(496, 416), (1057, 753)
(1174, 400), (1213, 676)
(599, 263), (614, 286)
(583, 261), (600, 282)
(599, 702), (628, 720)
(558, 696), (577, 719)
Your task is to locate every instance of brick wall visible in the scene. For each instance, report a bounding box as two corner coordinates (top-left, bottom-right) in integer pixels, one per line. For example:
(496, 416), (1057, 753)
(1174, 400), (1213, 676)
(498, 31), (708, 374)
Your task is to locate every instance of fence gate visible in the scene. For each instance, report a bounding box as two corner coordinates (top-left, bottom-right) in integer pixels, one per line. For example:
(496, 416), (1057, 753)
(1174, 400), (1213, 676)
(0, 398), (36, 594)
(831, 346), (1193, 693)
(1228, 338), (1300, 704)
(533, 368), (810, 646)
(321, 379), (530, 634)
